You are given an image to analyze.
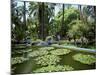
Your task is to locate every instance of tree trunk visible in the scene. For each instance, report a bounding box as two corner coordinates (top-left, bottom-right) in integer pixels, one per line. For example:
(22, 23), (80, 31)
(79, 5), (82, 20)
(79, 5), (85, 23)
(61, 4), (65, 38)
(23, 1), (26, 27)
(38, 3), (45, 40)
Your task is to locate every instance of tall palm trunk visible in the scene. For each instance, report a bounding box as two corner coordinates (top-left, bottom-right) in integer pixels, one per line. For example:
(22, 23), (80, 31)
(23, 1), (26, 27)
(79, 5), (82, 20)
(38, 3), (45, 40)
(42, 3), (45, 40)
(79, 5), (85, 23)
(23, 1), (28, 39)
(61, 4), (65, 38)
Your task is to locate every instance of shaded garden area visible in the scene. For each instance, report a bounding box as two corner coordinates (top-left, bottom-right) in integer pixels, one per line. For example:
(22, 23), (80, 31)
(11, 0), (96, 74)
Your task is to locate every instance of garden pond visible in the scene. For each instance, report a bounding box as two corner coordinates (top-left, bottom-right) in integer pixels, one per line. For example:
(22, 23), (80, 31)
(11, 45), (96, 74)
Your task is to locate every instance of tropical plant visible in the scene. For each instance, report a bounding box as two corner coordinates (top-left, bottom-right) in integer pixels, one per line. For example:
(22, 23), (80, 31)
(28, 2), (55, 40)
(68, 20), (88, 39)
(54, 7), (80, 37)
(11, 1), (28, 41)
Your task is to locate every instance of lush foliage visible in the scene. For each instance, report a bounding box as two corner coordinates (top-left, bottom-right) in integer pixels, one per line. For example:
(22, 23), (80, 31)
(50, 49), (71, 55)
(11, 1), (96, 47)
(11, 1), (96, 73)
(73, 53), (96, 65)
(68, 20), (88, 38)
(54, 7), (80, 36)
(34, 55), (61, 66)
(33, 65), (74, 73)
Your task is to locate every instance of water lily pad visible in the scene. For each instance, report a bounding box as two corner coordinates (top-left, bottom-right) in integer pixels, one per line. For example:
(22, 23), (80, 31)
(35, 55), (61, 66)
(73, 53), (96, 65)
(27, 49), (48, 58)
(50, 49), (71, 55)
(13, 49), (32, 54)
(11, 57), (29, 65)
(33, 65), (74, 73)
(39, 47), (54, 51)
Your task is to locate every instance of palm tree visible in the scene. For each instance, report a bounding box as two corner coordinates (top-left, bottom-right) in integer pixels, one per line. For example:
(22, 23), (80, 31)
(28, 2), (54, 40)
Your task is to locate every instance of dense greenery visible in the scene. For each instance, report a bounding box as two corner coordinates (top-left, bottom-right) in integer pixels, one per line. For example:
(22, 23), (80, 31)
(73, 53), (96, 65)
(11, 1), (96, 47)
(11, 1), (96, 74)
(33, 65), (74, 73)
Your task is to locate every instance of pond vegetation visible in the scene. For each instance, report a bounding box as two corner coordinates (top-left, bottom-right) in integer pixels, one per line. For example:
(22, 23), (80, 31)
(27, 49), (49, 58)
(11, 0), (96, 74)
(50, 49), (71, 55)
(11, 57), (29, 65)
(34, 55), (61, 66)
(33, 65), (74, 73)
(73, 53), (96, 65)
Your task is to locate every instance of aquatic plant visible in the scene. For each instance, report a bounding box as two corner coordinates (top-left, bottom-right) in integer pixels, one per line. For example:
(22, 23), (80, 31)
(13, 45), (27, 49)
(27, 49), (49, 58)
(11, 57), (29, 65)
(14, 49), (32, 54)
(73, 53), (96, 65)
(39, 47), (54, 51)
(35, 55), (61, 66)
(50, 49), (71, 55)
(33, 65), (74, 73)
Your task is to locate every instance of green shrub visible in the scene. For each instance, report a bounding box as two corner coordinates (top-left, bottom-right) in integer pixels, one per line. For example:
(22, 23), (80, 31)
(73, 53), (96, 65)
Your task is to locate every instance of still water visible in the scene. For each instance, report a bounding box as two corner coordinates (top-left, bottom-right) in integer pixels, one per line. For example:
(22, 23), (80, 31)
(12, 46), (96, 74)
